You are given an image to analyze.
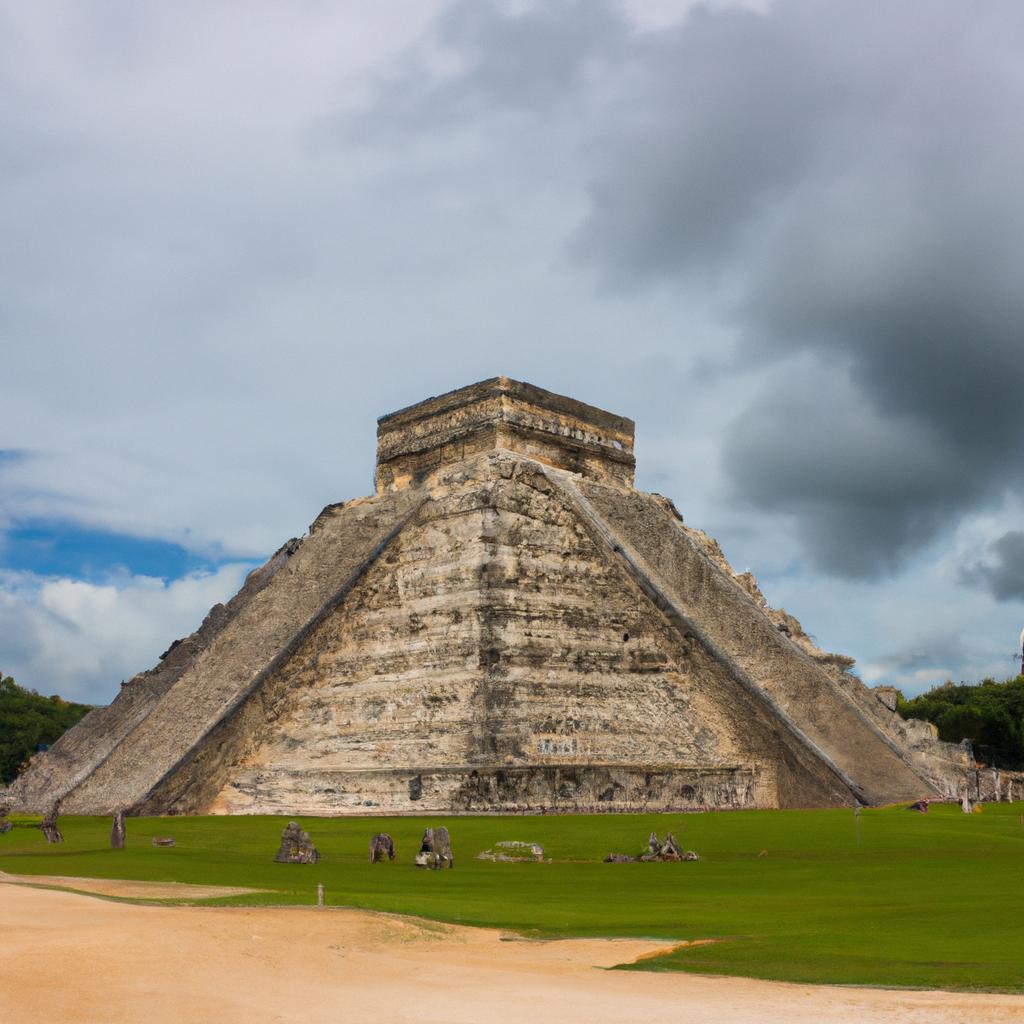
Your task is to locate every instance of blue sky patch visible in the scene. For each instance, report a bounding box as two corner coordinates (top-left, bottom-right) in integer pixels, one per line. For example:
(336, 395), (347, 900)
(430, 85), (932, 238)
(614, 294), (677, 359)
(1, 521), (235, 581)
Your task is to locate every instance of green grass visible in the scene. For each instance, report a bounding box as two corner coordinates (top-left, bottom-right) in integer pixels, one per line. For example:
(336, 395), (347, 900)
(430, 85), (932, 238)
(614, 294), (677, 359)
(3, 804), (1024, 991)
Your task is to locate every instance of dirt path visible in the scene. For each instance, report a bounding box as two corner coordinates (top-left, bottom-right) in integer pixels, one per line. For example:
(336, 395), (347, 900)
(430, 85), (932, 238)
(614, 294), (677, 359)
(1, 884), (1022, 1024)
(0, 869), (264, 900)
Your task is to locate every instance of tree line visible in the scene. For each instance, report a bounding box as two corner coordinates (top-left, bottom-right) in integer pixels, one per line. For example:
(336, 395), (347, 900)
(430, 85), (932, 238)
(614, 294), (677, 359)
(898, 675), (1024, 770)
(0, 673), (92, 785)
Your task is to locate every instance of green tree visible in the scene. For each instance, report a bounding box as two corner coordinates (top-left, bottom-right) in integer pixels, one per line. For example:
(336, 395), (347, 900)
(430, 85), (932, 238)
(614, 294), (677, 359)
(0, 673), (92, 784)
(899, 675), (1024, 769)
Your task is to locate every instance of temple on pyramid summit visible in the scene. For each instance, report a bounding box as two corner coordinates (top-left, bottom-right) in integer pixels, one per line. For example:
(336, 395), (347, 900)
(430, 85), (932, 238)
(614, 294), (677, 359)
(9, 378), (1011, 816)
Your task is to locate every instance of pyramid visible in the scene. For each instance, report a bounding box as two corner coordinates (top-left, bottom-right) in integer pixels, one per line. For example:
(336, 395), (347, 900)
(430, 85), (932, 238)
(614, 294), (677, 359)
(10, 378), (990, 816)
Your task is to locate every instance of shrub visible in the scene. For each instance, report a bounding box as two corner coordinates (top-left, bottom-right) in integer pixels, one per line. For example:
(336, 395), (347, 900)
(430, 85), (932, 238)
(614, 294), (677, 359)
(899, 676), (1024, 769)
(0, 673), (92, 784)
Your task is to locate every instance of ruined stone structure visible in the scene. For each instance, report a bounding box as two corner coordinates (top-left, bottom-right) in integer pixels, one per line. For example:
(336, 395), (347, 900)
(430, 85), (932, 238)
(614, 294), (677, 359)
(369, 832), (396, 863)
(416, 826), (454, 869)
(7, 378), (1008, 816)
(274, 821), (319, 864)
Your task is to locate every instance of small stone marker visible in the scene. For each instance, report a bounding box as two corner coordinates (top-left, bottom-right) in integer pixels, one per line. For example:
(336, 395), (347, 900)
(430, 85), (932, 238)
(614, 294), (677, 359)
(415, 826), (454, 869)
(274, 821), (319, 864)
(110, 809), (127, 850)
(641, 830), (660, 861)
(40, 803), (63, 844)
(369, 832), (396, 863)
(317, 882), (325, 907)
(151, 836), (176, 847)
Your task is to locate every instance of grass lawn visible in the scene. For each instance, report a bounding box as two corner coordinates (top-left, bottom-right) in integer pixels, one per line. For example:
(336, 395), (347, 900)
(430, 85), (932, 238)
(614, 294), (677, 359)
(3, 803), (1023, 991)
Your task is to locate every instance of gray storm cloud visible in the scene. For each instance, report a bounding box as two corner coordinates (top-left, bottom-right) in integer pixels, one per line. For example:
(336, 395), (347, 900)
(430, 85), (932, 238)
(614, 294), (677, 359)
(570, 0), (1024, 575)
(353, 0), (1024, 577)
(961, 532), (1024, 602)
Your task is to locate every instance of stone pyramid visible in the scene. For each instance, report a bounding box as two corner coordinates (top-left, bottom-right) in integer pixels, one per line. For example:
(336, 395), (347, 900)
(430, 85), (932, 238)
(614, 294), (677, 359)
(11, 378), (985, 816)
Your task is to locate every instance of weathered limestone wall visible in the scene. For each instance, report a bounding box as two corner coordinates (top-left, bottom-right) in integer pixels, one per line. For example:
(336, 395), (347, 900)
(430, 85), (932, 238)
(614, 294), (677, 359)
(665, 531), (990, 802)
(574, 478), (930, 806)
(50, 491), (421, 814)
(678, 527), (1024, 804)
(149, 455), (852, 815)
(212, 766), (763, 816)
(376, 377), (636, 492)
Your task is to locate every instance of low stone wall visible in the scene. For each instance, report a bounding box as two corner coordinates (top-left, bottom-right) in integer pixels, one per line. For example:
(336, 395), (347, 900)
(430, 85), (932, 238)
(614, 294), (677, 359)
(210, 764), (763, 815)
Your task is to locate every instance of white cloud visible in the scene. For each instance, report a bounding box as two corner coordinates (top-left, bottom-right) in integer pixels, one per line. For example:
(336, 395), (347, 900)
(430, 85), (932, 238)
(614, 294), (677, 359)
(0, 564), (254, 703)
(756, 556), (1024, 695)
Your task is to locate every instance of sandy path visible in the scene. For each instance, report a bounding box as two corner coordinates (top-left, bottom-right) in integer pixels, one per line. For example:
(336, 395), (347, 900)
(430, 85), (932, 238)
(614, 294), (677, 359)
(0, 869), (263, 900)
(1, 885), (1022, 1024)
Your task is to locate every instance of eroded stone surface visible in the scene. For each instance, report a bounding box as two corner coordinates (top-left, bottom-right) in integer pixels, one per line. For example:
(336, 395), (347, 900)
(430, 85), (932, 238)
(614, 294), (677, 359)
(369, 833), (395, 863)
(415, 826), (453, 869)
(274, 821), (319, 864)
(40, 804), (63, 844)
(110, 810), (126, 850)
(375, 377), (635, 492)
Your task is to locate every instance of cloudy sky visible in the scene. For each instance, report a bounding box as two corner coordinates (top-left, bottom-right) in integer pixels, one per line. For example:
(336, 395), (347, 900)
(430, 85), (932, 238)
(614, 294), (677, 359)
(3, 0), (1023, 704)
